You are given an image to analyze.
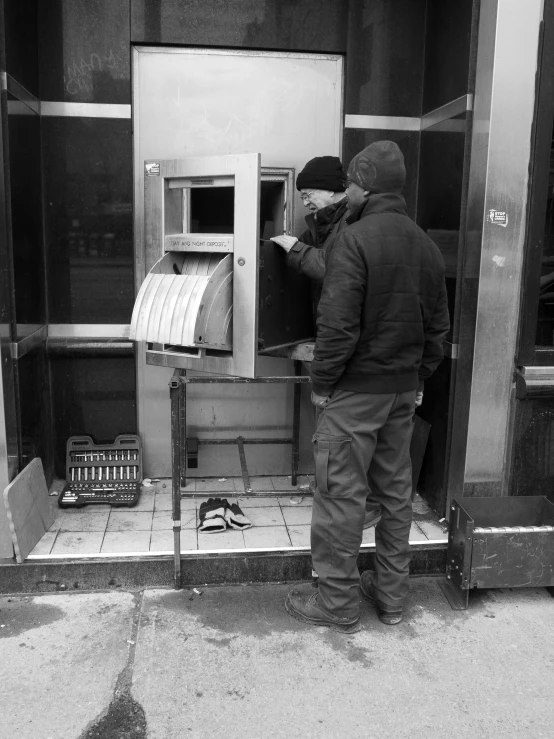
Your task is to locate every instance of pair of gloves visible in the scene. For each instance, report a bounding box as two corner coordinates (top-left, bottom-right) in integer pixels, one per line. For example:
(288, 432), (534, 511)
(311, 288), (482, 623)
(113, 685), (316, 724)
(198, 498), (252, 534)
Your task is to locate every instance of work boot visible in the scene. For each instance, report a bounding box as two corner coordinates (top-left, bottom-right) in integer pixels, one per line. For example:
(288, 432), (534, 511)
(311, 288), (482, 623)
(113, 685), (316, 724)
(285, 585), (361, 633)
(359, 571), (403, 625)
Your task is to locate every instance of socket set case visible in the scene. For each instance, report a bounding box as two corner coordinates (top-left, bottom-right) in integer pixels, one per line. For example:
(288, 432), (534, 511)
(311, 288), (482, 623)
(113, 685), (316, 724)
(58, 435), (142, 508)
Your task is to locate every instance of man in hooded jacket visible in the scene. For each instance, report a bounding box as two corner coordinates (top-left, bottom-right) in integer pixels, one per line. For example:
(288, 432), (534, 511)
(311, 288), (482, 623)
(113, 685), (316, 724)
(285, 141), (450, 633)
(272, 156), (381, 530)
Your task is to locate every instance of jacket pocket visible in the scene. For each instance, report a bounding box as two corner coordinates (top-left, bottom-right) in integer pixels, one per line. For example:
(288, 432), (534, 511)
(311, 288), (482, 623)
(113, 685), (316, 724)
(312, 433), (353, 498)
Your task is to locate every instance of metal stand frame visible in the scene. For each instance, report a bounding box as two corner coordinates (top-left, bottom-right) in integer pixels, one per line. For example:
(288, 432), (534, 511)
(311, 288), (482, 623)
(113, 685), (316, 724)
(169, 363), (311, 588)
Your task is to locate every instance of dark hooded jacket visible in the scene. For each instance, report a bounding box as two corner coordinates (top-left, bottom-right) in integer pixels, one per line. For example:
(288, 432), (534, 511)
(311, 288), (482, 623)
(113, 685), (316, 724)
(309, 191), (449, 396)
(286, 198), (348, 279)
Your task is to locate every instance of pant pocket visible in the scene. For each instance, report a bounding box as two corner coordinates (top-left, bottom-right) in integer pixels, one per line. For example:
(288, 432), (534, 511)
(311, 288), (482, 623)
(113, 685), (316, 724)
(312, 433), (353, 498)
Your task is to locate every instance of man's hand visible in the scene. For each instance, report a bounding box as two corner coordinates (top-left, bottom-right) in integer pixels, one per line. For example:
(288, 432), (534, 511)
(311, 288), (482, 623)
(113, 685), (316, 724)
(415, 391), (423, 408)
(311, 391), (330, 408)
(270, 235), (298, 253)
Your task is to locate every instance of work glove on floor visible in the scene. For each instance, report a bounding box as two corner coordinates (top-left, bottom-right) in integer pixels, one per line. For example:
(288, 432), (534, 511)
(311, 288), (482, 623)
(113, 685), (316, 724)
(224, 502), (252, 530)
(198, 497), (227, 533)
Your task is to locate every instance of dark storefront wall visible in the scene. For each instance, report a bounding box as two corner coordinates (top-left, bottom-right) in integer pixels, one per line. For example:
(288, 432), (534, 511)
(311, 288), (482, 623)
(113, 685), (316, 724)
(0, 0), (478, 508)
(33, 0), (434, 479)
(2, 0), (541, 519)
(510, 0), (554, 502)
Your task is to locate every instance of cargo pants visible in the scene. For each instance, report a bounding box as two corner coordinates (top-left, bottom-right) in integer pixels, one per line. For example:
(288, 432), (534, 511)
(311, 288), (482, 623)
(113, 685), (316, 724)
(311, 389), (415, 619)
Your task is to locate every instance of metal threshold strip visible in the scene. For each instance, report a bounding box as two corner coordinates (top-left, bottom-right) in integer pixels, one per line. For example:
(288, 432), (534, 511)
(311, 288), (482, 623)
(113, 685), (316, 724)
(25, 537), (447, 561)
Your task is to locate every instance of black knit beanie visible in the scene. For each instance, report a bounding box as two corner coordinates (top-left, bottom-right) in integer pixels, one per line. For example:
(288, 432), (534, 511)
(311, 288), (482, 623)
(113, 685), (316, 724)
(296, 156), (346, 192)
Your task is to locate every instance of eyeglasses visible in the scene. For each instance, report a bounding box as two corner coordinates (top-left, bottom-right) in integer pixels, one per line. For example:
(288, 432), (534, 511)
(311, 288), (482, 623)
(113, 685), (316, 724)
(300, 191), (315, 202)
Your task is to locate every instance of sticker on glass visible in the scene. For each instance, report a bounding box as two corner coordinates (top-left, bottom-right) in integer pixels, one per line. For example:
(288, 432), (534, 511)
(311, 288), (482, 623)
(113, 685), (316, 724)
(487, 209), (508, 227)
(145, 162), (160, 177)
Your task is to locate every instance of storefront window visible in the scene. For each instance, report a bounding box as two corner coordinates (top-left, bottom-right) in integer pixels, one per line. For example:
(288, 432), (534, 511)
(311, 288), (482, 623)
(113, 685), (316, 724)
(535, 122), (554, 346)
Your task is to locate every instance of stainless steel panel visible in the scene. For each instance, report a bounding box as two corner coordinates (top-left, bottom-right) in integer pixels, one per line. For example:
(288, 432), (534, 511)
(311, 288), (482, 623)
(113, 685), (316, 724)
(420, 95), (472, 130)
(133, 48), (343, 476)
(463, 0), (544, 493)
(345, 115), (420, 131)
(40, 102), (131, 118)
(48, 324), (130, 338)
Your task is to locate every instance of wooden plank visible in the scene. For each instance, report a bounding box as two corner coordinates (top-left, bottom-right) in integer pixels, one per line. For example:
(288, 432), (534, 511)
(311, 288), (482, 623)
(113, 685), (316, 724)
(3, 458), (54, 563)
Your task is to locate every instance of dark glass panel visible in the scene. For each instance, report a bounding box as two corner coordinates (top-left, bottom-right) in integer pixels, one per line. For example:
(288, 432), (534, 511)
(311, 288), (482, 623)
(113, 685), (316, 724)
(42, 117), (134, 323)
(50, 356), (136, 476)
(38, 0), (130, 104)
(422, 0), (473, 114)
(131, 0), (348, 52)
(4, 0), (39, 96)
(17, 345), (54, 483)
(511, 398), (554, 502)
(535, 123), (554, 347)
(342, 129), (419, 219)
(344, 0), (426, 118)
(7, 101), (45, 331)
(417, 115), (468, 341)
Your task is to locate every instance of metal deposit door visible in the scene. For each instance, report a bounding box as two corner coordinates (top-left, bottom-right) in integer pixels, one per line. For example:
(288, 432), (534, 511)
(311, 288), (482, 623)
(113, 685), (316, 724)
(133, 47), (343, 477)
(131, 154), (261, 379)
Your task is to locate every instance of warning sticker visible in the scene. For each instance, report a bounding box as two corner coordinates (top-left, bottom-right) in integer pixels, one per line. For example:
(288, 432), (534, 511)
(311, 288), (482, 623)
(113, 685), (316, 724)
(145, 162), (160, 177)
(487, 208), (508, 227)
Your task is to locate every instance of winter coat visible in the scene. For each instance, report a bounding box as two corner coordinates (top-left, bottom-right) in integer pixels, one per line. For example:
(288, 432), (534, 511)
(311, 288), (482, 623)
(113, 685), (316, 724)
(310, 192), (450, 396)
(286, 199), (348, 308)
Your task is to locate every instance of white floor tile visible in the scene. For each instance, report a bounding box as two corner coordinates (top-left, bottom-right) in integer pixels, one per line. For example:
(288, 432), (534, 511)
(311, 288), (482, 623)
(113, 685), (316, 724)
(243, 526), (291, 548)
(51, 531), (104, 555)
(106, 511), (153, 532)
(57, 509), (110, 532)
(197, 529), (245, 551)
(150, 529), (197, 552)
(101, 531), (151, 553)
(241, 506), (285, 527)
(287, 525), (311, 547)
(28, 531), (58, 556)
(281, 506), (312, 526)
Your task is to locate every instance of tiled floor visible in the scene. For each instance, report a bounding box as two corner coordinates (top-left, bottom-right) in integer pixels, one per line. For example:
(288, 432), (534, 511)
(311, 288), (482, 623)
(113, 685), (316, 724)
(28, 476), (448, 558)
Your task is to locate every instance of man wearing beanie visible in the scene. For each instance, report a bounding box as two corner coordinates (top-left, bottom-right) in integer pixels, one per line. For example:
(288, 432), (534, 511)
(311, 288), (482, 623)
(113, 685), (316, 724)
(271, 155), (347, 294)
(272, 155), (382, 532)
(285, 141), (449, 633)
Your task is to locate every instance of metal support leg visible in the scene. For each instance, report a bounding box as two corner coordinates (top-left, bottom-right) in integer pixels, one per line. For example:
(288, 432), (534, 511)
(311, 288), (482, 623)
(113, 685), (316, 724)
(169, 370), (182, 589)
(438, 577), (469, 610)
(179, 371), (187, 490)
(291, 361), (302, 486)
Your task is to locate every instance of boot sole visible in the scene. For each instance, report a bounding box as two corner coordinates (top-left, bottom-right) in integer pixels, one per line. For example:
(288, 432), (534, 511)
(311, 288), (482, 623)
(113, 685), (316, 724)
(285, 596), (362, 634)
(359, 581), (403, 625)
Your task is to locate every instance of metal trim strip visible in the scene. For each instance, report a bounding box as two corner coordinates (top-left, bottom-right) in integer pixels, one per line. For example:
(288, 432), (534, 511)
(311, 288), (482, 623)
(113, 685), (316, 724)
(48, 324), (131, 338)
(11, 325), (48, 360)
(519, 366), (554, 376)
(25, 536), (447, 560)
(421, 95), (472, 129)
(443, 341), (459, 359)
(345, 114), (420, 131)
(346, 95), (473, 132)
(7, 100), (38, 116)
(134, 46), (343, 62)
(6, 75), (40, 113)
(40, 102), (131, 119)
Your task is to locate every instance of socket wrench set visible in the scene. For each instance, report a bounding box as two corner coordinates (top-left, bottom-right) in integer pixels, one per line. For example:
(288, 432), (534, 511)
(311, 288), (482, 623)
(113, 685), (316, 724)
(58, 434), (142, 508)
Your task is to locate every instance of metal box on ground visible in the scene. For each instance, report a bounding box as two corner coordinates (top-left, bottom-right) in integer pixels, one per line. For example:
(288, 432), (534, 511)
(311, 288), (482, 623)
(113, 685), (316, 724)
(441, 495), (554, 609)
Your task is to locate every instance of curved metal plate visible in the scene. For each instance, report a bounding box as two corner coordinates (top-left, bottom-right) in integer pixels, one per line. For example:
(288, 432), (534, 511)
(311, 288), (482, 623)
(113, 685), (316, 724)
(130, 252), (233, 349)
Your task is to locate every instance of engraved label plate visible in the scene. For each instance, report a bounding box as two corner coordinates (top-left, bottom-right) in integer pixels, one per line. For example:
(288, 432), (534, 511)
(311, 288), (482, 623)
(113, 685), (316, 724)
(164, 234), (234, 252)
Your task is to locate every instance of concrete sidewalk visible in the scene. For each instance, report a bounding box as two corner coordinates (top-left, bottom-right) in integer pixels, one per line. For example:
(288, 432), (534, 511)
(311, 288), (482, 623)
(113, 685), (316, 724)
(1, 578), (552, 739)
